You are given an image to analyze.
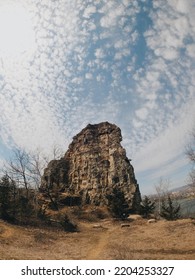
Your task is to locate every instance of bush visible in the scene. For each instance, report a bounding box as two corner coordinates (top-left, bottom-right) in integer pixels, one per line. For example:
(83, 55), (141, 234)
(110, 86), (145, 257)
(37, 206), (49, 221)
(93, 207), (109, 219)
(60, 214), (78, 232)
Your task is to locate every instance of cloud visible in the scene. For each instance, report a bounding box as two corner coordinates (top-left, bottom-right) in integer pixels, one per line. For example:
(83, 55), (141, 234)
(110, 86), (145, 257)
(135, 108), (149, 120)
(85, 73), (93, 80)
(0, 0), (194, 195)
(0, 0), (88, 153)
(83, 5), (97, 19)
(186, 44), (195, 57)
(132, 119), (143, 129)
(133, 100), (195, 192)
(128, 0), (195, 160)
(145, 0), (195, 61)
(100, 3), (126, 29)
(95, 48), (105, 59)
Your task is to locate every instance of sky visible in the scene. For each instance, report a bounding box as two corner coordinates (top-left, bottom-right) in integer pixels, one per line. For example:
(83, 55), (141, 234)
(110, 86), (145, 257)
(0, 0), (194, 195)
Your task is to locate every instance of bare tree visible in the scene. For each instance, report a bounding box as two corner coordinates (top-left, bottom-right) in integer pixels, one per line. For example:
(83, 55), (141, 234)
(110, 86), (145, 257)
(186, 127), (195, 187)
(51, 144), (64, 160)
(3, 149), (32, 198)
(154, 177), (171, 216)
(3, 145), (64, 191)
(0, 144), (64, 224)
(1, 145), (64, 213)
(185, 128), (195, 197)
(189, 170), (195, 186)
(28, 149), (48, 189)
(2, 148), (44, 205)
(186, 128), (195, 164)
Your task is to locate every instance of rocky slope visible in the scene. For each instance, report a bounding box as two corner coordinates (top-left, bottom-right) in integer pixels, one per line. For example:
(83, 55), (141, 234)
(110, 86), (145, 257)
(39, 122), (141, 211)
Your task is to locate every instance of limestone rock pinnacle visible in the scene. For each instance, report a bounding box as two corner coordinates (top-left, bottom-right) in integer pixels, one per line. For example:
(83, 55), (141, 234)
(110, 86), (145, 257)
(39, 122), (141, 212)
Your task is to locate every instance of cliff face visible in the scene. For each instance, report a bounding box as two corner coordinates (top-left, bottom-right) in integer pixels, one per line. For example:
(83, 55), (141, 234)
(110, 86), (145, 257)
(39, 122), (141, 211)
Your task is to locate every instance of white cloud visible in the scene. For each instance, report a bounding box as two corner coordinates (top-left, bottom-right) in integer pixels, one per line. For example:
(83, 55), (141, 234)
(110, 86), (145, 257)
(148, 156), (188, 182)
(95, 48), (105, 59)
(100, 1), (139, 31)
(169, 0), (192, 14)
(154, 47), (178, 61)
(100, 3), (125, 28)
(135, 108), (149, 120)
(132, 119), (143, 128)
(186, 44), (195, 58)
(145, 0), (195, 65)
(85, 73), (93, 80)
(83, 5), (96, 19)
(0, 0), (194, 196)
(133, 101), (195, 175)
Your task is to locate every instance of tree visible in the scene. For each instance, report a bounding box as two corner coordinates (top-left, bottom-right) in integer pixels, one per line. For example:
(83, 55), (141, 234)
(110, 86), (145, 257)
(1, 146), (64, 216)
(28, 145), (64, 189)
(3, 149), (33, 198)
(186, 128), (195, 163)
(0, 175), (16, 222)
(154, 178), (171, 216)
(0, 174), (36, 224)
(160, 196), (180, 221)
(140, 196), (155, 218)
(186, 128), (195, 187)
(3, 145), (64, 193)
(106, 188), (130, 219)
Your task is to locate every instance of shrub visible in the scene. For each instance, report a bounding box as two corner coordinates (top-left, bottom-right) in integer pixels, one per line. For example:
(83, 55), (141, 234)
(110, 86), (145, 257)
(60, 214), (78, 232)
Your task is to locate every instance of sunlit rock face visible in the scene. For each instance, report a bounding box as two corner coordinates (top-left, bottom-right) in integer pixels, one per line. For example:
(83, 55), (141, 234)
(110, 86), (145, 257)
(39, 122), (141, 211)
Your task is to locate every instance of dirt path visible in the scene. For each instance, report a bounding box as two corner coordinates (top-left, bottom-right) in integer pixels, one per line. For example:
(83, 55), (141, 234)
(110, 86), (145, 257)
(85, 222), (116, 260)
(86, 230), (110, 259)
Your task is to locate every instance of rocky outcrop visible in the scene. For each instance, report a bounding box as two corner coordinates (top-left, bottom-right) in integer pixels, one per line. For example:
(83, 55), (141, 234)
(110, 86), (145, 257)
(39, 122), (141, 212)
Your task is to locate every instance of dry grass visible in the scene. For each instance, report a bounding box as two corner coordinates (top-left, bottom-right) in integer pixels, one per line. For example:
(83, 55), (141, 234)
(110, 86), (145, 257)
(0, 218), (195, 260)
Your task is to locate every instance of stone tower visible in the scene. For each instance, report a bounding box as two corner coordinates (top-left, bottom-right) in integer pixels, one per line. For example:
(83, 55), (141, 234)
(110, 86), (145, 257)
(39, 122), (141, 212)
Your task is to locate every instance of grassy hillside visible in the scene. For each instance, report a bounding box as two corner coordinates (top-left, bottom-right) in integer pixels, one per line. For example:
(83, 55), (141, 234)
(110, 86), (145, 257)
(0, 217), (195, 260)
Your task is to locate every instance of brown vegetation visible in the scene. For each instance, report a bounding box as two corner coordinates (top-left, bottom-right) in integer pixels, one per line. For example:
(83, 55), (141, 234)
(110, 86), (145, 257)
(0, 217), (195, 260)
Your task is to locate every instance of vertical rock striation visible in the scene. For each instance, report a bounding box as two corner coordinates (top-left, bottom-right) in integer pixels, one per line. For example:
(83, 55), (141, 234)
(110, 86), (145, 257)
(39, 122), (141, 212)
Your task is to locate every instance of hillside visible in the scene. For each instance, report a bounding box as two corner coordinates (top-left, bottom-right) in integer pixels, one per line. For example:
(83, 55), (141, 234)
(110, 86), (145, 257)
(0, 217), (195, 260)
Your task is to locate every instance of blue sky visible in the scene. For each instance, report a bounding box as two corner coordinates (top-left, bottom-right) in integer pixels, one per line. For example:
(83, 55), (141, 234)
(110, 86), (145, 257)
(0, 0), (194, 195)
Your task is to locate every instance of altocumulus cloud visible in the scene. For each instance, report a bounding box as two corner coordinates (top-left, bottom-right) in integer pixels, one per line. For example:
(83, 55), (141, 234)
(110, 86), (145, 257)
(0, 0), (194, 193)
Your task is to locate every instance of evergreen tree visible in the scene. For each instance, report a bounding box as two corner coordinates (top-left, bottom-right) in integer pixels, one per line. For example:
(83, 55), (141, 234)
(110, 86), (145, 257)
(140, 196), (155, 218)
(160, 196), (180, 220)
(0, 175), (16, 221)
(0, 174), (35, 224)
(106, 188), (129, 219)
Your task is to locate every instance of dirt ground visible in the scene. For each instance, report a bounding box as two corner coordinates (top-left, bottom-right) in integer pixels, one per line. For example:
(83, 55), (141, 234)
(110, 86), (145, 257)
(0, 218), (195, 260)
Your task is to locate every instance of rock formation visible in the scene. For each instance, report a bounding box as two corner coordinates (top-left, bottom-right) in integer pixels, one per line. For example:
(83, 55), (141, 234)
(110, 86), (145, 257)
(39, 122), (141, 212)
